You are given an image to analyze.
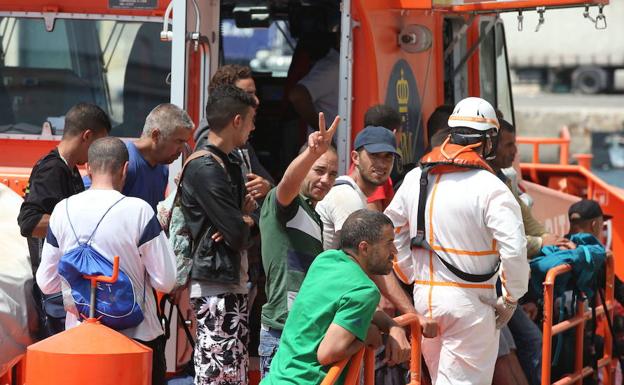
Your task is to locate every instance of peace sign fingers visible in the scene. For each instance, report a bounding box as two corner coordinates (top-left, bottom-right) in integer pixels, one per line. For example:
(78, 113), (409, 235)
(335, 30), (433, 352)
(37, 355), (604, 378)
(318, 112), (327, 135)
(325, 115), (341, 142)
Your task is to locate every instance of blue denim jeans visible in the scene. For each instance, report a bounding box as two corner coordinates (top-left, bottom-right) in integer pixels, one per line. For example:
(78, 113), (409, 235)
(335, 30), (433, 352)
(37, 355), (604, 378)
(507, 306), (543, 385)
(259, 325), (282, 379)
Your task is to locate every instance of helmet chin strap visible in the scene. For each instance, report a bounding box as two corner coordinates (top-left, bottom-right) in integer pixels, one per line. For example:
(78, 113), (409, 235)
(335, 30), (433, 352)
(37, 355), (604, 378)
(484, 130), (499, 161)
(449, 130), (498, 160)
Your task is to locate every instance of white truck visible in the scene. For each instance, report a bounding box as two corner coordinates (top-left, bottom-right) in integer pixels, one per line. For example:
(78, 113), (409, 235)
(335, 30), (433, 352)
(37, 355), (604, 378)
(501, 2), (624, 93)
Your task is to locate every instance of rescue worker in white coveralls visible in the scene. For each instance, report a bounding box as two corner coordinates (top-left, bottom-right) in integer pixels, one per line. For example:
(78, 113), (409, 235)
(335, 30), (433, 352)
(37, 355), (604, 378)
(384, 97), (529, 385)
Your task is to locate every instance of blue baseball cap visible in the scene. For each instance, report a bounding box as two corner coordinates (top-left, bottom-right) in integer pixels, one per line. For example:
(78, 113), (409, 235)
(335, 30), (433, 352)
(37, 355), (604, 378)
(353, 126), (400, 157)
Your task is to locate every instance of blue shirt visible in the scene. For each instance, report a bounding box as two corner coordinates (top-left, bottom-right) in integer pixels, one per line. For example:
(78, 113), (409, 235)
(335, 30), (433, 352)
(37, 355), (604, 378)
(122, 142), (168, 211)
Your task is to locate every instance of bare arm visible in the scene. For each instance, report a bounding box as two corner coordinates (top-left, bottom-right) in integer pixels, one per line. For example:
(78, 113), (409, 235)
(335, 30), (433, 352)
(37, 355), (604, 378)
(276, 148), (321, 207)
(371, 310), (411, 365)
(31, 214), (50, 238)
(371, 273), (439, 338)
(317, 323), (364, 366)
(275, 113), (340, 206)
(289, 84), (320, 131)
(371, 273), (416, 314)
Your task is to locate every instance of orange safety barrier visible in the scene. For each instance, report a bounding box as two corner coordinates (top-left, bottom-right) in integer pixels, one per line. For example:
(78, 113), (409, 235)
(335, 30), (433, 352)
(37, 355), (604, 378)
(541, 253), (615, 385)
(320, 313), (422, 385)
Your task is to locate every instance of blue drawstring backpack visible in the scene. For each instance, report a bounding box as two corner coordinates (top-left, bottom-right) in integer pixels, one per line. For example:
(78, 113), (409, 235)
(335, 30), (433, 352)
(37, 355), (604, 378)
(58, 197), (144, 330)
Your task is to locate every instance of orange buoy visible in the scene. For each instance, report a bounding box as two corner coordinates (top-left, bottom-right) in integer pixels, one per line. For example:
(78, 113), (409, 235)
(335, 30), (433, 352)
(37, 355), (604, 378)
(25, 319), (152, 385)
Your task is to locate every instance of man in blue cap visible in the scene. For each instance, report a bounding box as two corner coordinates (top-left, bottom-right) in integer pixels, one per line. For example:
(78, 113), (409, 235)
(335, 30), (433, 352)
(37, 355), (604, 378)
(316, 126), (400, 250)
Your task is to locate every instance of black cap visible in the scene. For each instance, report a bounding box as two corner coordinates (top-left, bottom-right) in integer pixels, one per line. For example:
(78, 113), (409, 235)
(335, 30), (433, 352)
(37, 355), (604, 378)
(353, 126), (400, 157)
(568, 199), (612, 222)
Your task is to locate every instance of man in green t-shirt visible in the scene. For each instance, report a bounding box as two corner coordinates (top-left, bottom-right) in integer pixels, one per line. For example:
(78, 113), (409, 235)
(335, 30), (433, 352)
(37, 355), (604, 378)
(261, 209), (410, 385)
(259, 112), (340, 376)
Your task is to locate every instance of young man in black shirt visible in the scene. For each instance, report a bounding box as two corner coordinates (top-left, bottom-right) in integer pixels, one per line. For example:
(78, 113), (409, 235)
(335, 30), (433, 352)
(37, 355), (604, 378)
(17, 102), (111, 337)
(181, 84), (257, 385)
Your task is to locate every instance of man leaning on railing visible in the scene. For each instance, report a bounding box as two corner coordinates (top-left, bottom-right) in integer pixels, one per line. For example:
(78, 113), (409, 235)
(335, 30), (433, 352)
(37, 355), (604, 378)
(260, 209), (411, 385)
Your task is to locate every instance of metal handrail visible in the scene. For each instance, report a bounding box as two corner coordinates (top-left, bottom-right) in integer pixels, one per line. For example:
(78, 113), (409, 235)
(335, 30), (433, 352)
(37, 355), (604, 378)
(0, 354), (26, 385)
(517, 126), (571, 183)
(516, 126), (571, 165)
(321, 312), (423, 385)
(541, 253), (615, 385)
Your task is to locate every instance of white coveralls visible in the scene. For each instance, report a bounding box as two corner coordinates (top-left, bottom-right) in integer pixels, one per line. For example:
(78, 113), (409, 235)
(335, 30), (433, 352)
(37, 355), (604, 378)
(385, 166), (529, 385)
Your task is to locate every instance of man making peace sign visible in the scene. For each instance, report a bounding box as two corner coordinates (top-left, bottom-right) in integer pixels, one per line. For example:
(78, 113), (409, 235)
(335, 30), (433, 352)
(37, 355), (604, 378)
(258, 112), (340, 377)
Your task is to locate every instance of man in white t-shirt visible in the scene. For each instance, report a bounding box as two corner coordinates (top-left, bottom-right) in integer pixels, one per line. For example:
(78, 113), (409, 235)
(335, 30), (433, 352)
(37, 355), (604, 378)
(316, 126), (399, 250)
(36, 137), (176, 385)
(289, 47), (339, 134)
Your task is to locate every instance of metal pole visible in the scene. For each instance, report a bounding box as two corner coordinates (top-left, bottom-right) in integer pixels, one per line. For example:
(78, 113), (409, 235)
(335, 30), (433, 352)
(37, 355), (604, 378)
(89, 282), (96, 319)
(336, 0), (354, 175)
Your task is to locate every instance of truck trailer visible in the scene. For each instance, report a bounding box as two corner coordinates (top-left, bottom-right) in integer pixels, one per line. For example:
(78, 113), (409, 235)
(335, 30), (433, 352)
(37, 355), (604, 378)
(502, 1), (624, 93)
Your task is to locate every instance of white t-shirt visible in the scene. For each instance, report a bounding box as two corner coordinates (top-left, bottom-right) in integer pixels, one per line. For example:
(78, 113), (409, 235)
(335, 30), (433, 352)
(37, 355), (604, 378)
(37, 189), (176, 341)
(316, 176), (368, 250)
(298, 48), (339, 133)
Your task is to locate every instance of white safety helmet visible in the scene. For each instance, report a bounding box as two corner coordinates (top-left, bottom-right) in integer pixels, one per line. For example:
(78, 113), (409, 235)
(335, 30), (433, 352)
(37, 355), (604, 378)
(448, 97), (500, 132)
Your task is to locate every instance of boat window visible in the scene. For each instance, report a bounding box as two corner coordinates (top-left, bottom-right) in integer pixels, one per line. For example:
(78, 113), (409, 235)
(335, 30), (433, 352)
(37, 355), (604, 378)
(0, 17), (171, 138)
(221, 19), (294, 77)
(443, 17), (469, 105)
(495, 22), (514, 123)
(479, 20), (496, 107)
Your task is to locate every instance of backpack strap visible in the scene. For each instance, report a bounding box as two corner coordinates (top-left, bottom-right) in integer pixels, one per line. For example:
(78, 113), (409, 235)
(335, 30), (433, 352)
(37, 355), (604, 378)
(333, 179), (356, 189)
(163, 149), (210, 233)
(157, 294), (195, 348)
(66, 196), (125, 246)
(164, 147), (231, 231)
(410, 165), (500, 283)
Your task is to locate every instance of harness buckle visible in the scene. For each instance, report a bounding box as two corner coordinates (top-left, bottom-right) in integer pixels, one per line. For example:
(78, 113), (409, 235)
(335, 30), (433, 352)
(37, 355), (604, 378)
(410, 231), (426, 249)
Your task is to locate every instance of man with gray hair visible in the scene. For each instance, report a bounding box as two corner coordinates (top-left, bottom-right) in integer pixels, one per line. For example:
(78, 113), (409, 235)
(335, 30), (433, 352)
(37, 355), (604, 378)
(123, 103), (194, 210)
(37, 137), (176, 385)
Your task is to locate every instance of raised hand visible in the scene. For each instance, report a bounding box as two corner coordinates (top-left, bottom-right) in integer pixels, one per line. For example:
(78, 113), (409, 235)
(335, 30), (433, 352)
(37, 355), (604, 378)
(307, 112), (340, 156)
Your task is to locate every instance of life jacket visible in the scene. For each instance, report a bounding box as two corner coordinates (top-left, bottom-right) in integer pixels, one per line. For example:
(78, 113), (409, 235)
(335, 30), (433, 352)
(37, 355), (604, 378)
(410, 139), (499, 283)
(420, 138), (494, 175)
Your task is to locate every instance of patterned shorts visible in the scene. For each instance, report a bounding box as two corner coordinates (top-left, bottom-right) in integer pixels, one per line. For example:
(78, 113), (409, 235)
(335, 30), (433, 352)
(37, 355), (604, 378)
(191, 293), (249, 385)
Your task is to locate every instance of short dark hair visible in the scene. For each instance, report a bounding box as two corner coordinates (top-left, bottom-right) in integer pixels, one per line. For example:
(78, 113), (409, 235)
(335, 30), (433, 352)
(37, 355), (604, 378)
(426, 105), (453, 141)
(205, 85), (257, 132)
(499, 119), (516, 134)
(364, 105), (401, 131)
(208, 65), (253, 93)
(340, 209), (393, 250)
(63, 103), (112, 138)
(88, 137), (129, 174)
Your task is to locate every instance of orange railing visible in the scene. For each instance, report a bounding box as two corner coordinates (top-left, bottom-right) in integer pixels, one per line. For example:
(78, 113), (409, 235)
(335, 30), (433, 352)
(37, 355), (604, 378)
(517, 126), (571, 166)
(320, 313), (422, 385)
(0, 355), (26, 385)
(517, 127), (624, 279)
(516, 126), (571, 184)
(541, 253), (615, 385)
